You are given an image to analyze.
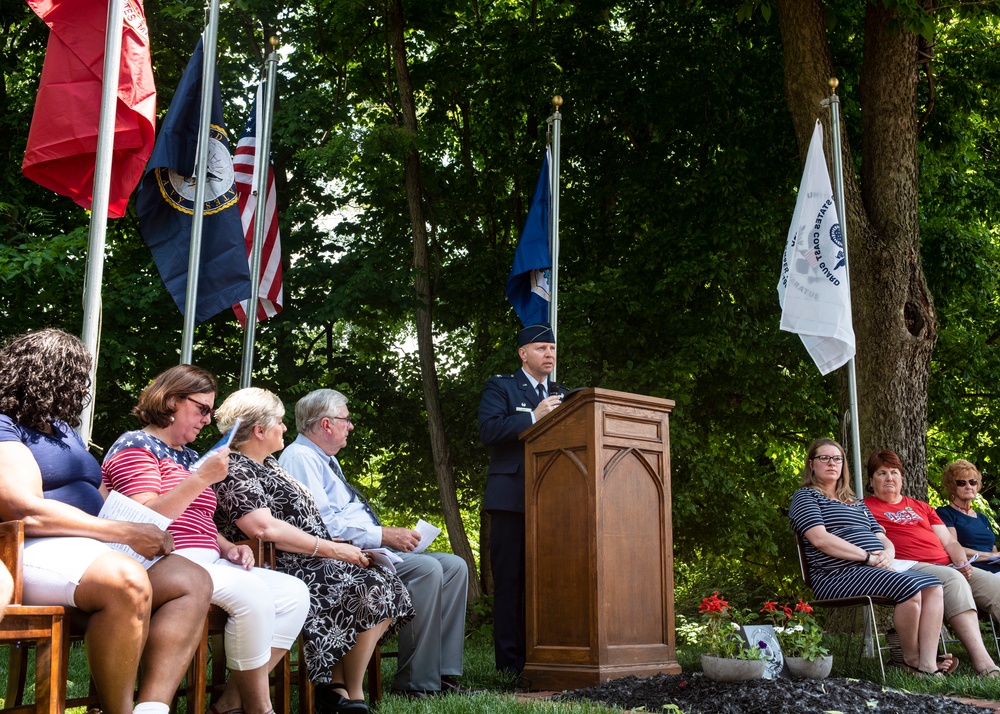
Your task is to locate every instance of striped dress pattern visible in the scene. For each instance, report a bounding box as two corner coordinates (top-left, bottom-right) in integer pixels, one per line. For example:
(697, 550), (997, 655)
(789, 487), (940, 602)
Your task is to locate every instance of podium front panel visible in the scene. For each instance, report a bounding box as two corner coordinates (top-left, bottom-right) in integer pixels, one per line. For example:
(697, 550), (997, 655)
(524, 388), (680, 689)
(533, 448), (591, 651)
(599, 447), (665, 650)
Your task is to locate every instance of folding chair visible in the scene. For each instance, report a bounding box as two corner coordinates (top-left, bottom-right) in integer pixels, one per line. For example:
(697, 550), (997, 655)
(795, 532), (894, 680)
(939, 610), (1000, 660)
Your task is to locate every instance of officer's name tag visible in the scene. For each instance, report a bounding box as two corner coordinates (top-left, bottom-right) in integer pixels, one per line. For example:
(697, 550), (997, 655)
(516, 406), (533, 413)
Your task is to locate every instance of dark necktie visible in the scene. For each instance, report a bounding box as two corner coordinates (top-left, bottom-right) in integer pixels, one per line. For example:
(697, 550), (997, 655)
(537, 382), (546, 401)
(329, 457), (382, 526)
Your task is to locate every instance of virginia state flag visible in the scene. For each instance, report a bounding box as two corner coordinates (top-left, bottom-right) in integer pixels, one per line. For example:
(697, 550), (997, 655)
(136, 38), (251, 323)
(506, 148), (552, 327)
(22, 0), (155, 218)
(777, 120), (856, 375)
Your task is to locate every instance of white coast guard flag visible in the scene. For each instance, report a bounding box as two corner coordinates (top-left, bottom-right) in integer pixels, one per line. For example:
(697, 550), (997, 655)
(777, 120), (856, 375)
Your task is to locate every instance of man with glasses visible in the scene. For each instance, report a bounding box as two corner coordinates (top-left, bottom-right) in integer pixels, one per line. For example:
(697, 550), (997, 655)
(478, 323), (568, 679)
(279, 388), (469, 698)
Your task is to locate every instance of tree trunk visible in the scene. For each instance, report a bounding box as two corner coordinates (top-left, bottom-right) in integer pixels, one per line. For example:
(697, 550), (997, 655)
(777, 0), (936, 497)
(387, 0), (482, 599)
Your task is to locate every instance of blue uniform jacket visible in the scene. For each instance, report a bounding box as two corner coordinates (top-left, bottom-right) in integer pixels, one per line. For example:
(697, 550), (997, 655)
(478, 369), (569, 513)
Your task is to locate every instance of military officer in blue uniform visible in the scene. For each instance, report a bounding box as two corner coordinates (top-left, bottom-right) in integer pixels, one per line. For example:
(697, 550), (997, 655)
(478, 322), (568, 677)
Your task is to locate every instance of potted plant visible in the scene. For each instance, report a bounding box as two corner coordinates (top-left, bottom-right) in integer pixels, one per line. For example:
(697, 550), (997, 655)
(699, 592), (767, 682)
(761, 598), (832, 679)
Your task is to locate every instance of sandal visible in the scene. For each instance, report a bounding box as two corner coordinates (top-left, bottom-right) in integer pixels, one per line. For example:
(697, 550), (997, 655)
(937, 653), (959, 674)
(208, 707), (245, 714)
(979, 666), (1000, 678)
(896, 662), (946, 678)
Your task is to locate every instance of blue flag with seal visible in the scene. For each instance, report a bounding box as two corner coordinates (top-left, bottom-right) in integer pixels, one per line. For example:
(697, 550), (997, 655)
(506, 147), (552, 327)
(136, 37), (250, 323)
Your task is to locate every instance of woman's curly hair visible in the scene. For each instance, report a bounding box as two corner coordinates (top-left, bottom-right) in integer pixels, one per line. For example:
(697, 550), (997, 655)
(0, 329), (91, 430)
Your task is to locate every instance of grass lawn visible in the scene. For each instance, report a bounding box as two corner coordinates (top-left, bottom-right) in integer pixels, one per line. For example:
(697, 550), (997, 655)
(4, 623), (1000, 712)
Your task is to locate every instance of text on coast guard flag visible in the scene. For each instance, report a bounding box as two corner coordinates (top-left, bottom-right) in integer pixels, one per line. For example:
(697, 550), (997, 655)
(777, 120), (856, 375)
(232, 81), (283, 326)
(506, 147), (552, 327)
(22, 0), (155, 218)
(136, 38), (251, 324)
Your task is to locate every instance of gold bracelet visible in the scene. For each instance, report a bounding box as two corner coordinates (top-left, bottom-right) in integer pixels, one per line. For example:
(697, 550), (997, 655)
(311, 536), (321, 557)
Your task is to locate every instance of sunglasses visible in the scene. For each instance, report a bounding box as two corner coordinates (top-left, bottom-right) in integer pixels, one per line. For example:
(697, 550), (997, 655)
(955, 479), (979, 487)
(186, 396), (214, 418)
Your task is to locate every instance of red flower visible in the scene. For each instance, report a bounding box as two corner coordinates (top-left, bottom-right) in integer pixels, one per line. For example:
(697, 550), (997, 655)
(795, 598), (814, 614)
(760, 600), (779, 613)
(699, 591), (729, 614)
(782, 606), (794, 618)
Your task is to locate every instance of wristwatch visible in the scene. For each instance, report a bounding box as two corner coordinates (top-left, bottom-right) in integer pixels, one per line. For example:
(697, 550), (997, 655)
(863, 551), (872, 565)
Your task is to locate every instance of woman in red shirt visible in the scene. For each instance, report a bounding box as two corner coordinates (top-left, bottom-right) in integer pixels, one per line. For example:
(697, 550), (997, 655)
(103, 365), (310, 714)
(864, 449), (1000, 677)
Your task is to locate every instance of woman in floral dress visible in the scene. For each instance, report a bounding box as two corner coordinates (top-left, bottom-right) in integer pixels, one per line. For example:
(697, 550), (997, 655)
(212, 387), (414, 714)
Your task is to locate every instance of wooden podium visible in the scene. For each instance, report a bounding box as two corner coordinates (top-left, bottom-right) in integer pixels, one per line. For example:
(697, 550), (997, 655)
(522, 387), (680, 690)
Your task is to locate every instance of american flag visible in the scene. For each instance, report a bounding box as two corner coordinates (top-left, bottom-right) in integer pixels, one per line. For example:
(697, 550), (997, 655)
(232, 81), (283, 325)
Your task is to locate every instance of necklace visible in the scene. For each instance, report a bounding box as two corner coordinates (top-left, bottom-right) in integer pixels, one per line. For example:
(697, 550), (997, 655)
(952, 501), (974, 515)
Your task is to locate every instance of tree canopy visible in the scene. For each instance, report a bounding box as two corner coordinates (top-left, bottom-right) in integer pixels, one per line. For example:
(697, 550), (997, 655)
(4, 0), (1000, 610)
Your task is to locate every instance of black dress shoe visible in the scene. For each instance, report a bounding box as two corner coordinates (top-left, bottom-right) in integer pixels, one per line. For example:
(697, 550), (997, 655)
(502, 674), (531, 692)
(314, 685), (369, 713)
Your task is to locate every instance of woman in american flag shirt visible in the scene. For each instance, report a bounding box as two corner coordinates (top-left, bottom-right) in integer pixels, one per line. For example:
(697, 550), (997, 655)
(103, 365), (310, 714)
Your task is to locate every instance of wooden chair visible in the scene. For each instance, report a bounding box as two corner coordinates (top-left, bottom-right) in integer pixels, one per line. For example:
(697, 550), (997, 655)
(208, 539), (393, 713)
(0, 520), (71, 714)
(795, 532), (894, 680)
(282, 560), (393, 713)
(1, 525), (276, 714)
(291, 622), (392, 713)
(192, 538), (292, 714)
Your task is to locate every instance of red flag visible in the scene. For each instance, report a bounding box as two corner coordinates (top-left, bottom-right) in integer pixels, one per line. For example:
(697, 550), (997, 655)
(232, 83), (283, 326)
(22, 0), (155, 219)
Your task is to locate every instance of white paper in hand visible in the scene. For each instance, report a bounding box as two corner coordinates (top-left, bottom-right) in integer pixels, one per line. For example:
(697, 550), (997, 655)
(98, 490), (171, 569)
(366, 547), (403, 570)
(412, 518), (442, 554)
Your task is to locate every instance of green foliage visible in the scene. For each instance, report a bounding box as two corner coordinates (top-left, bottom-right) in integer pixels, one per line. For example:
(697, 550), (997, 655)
(5, 0), (1000, 605)
(761, 599), (829, 661)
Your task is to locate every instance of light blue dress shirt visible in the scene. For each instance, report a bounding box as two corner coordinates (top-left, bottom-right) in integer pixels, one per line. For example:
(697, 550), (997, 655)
(278, 434), (383, 549)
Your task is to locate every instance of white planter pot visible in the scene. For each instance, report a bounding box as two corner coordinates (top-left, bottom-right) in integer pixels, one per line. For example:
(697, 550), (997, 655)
(700, 654), (766, 682)
(785, 654), (833, 679)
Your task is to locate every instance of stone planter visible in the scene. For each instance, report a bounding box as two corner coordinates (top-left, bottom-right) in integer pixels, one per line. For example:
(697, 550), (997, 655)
(785, 654), (833, 679)
(700, 654), (766, 682)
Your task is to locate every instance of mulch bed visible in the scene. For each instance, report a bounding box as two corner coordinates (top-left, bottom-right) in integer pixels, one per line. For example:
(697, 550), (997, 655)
(557, 673), (998, 713)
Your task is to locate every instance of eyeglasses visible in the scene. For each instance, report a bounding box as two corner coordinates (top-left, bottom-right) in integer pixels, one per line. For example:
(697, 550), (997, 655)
(812, 455), (844, 464)
(328, 416), (354, 427)
(186, 397), (214, 418)
(955, 479), (979, 487)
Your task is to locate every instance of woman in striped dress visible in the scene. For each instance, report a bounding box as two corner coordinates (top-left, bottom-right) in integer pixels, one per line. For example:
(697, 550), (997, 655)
(789, 437), (947, 676)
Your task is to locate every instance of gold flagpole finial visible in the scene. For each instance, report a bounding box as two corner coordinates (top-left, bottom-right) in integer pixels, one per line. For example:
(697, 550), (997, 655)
(829, 77), (839, 93)
(270, 36), (280, 49)
(552, 95), (563, 109)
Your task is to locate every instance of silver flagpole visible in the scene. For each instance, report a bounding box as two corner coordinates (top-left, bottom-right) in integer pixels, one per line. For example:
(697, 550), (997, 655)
(239, 37), (280, 388)
(180, 0), (223, 364)
(823, 78), (863, 497)
(79, 0), (125, 445)
(547, 95), (562, 381)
